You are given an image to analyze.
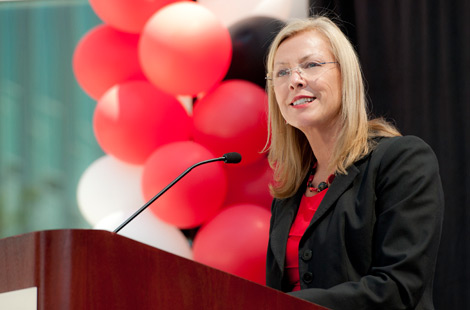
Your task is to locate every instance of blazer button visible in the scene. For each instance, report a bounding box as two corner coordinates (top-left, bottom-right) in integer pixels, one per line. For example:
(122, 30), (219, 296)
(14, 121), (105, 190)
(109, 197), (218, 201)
(302, 272), (313, 284)
(301, 249), (313, 261)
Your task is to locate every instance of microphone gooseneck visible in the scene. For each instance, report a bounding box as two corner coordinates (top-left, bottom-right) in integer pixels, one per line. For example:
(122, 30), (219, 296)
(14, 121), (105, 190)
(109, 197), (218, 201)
(113, 152), (242, 233)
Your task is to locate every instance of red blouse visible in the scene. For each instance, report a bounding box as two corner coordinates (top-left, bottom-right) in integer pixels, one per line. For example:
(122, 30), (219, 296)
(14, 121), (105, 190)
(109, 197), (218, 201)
(285, 189), (328, 291)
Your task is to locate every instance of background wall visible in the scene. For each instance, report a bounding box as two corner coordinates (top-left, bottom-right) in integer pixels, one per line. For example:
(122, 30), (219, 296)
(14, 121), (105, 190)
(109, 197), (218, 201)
(0, 0), (102, 237)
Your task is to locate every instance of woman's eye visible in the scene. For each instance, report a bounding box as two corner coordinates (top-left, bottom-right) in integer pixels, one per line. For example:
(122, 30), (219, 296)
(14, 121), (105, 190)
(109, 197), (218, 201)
(276, 69), (290, 77)
(304, 62), (320, 69)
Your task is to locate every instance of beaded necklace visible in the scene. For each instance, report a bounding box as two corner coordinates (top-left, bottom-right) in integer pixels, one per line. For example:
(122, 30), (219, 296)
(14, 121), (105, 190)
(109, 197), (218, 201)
(306, 162), (336, 192)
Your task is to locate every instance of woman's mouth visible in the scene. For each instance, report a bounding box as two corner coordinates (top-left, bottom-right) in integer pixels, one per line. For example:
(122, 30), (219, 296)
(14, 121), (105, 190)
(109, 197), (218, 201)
(291, 97), (315, 106)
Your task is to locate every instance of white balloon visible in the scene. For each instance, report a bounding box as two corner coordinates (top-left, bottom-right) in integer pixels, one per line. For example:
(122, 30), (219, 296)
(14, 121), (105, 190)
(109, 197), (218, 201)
(177, 95), (193, 115)
(198, 0), (309, 27)
(253, 0), (294, 21)
(288, 0), (310, 19)
(77, 155), (144, 226)
(95, 211), (193, 259)
(198, 0), (265, 27)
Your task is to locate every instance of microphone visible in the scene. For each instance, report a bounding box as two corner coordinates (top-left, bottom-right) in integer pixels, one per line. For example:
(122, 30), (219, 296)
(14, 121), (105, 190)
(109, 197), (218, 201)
(113, 152), (242, 233)
(223, 152), (242, 164)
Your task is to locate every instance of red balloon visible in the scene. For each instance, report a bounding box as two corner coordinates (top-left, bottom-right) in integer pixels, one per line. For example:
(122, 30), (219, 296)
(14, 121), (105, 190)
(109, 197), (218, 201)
(142, 141), (227, 228)
(223, 156), (273, 210)
(192, 204), (271, 285)
(139, 2), (232, 96)
(89, 0), (189, 33)
(193, 80), (268, 165)
(73, 24), (145, 100)
(93, 80), (191, 164)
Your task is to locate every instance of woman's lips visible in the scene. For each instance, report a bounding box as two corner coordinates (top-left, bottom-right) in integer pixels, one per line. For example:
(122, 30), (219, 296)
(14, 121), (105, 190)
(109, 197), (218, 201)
(291, 97), (315, 106)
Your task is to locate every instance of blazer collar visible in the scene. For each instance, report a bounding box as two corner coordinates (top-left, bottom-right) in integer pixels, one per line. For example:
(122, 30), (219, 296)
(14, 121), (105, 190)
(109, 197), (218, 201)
(269, 163), (360, 271)
(310, 164), (360, 226)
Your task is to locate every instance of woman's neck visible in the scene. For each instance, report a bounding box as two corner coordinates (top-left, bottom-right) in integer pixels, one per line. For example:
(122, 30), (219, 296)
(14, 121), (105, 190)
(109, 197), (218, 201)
(306, 125), (339, 167)
(303, 122), (340, 186)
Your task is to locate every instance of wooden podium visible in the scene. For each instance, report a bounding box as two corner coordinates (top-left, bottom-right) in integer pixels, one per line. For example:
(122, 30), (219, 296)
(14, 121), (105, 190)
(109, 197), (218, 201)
(0, 229), (326, 309)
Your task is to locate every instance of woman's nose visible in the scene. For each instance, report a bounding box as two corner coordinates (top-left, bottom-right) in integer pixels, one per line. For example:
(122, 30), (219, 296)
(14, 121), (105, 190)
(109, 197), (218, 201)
(289, 69), (306, 89)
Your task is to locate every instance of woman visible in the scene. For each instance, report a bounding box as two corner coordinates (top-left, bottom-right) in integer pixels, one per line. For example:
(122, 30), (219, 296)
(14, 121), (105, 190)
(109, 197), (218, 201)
(264, 16), (444, 309)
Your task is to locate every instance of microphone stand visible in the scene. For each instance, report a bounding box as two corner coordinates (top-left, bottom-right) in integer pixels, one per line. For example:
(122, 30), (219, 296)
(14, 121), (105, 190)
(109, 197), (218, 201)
(113, 156), (227, 234)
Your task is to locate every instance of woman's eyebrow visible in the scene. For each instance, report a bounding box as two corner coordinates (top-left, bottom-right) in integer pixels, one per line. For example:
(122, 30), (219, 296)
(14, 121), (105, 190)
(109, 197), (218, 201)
(274, 54), (319, 67)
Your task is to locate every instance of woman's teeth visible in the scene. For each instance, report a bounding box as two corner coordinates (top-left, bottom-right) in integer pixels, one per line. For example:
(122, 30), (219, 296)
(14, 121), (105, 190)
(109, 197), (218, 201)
(292, 97), (314, 106)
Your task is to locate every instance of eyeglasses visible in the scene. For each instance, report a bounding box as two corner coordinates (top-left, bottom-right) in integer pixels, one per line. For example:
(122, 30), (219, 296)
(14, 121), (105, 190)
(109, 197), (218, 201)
(266, 61), (338, 87)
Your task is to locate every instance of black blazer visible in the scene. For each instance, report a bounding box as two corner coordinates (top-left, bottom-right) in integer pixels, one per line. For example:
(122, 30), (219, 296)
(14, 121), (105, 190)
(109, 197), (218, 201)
(266, 136), (444, 310)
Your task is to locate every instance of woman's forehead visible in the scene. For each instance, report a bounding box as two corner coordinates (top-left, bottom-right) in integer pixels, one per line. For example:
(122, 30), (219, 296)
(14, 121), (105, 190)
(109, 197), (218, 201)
(274, 30), (332, 65)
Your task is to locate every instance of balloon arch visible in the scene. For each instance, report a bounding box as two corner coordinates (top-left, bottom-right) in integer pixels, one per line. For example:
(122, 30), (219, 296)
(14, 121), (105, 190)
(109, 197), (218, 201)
(74, 0), (308, 285)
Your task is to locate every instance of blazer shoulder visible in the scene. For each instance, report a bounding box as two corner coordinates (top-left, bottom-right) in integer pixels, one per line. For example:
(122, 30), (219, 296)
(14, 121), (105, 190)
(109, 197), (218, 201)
(374, 134), (428, 148)
(372, 135), (436, 159)
(369, 135), (441, 181)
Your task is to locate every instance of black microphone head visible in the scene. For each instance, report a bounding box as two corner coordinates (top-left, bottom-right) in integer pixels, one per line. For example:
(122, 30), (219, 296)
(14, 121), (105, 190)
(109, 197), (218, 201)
(223, 152), (242, 164)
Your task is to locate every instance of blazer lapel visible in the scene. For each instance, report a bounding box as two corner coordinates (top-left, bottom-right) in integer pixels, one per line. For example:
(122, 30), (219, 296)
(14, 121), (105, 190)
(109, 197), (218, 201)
(269, 163), (361, 273)
(270, 189), (303, 272)
(309, 164), (360, 226)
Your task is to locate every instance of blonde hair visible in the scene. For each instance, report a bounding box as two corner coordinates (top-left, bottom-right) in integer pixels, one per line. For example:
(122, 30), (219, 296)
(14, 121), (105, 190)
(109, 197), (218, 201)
(265, 16), (401, 199)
